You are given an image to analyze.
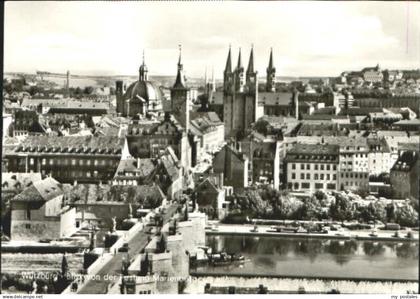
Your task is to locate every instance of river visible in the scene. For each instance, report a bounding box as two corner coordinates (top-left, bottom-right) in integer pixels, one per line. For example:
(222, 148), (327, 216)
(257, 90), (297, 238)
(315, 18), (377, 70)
(195, 235), (418, 281)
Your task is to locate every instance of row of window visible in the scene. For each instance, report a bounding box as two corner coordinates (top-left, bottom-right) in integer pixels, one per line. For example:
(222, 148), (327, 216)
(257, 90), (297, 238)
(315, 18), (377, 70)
(291, 163), (337, 171)
(290, 182), (336, 190)
(291, 173), (337, 181)
(340, 172), (369, 179)
(34, 158), (116, 167)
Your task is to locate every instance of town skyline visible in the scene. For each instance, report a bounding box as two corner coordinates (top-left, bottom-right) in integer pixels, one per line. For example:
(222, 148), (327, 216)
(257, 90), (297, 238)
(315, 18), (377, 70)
(5, 1), (420, 78)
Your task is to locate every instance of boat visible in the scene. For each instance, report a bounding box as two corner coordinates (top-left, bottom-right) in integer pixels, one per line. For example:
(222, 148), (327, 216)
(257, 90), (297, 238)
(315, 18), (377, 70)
(207, 251), (246, 266)
(194, 246), (247, 267)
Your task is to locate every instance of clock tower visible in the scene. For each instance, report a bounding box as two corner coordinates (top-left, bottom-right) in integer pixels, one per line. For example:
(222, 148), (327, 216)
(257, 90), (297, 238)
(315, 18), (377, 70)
(170, 45), (190, 132)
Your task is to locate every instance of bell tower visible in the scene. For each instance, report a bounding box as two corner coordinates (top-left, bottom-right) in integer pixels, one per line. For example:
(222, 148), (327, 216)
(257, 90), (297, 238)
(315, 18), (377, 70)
(266, 48), (276, 92)
(246, 45), (257, 94)
(235, 48), (245, 93)
(170, 45), (190, 131)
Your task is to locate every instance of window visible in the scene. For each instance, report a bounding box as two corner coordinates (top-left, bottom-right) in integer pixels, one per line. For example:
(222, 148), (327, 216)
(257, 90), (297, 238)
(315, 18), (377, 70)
(320, 174), (324, 180)
(25, 224), (31, 229)
(30, 158), (34, 165)
(302, 182), (310, 189)
(292, 173), (296, 180)
(314, 165), (318, 170)
(86, 172), (91, 178)
(320, 164), (324, 171)
(292, 163), (296, 170)
(314, 174), (319, 180)
(300, 173), (304, 179)
(327, 183), (336, 190)
(79, 160), (84, 166)
(71, 159), (76, 166)
(300, 164), (304, 170)
(49, 159), (54, 166)
(326, 165), (330, 171)
(87, 160), (91, 166)
(26, 209), (31, 220)
(326, 174), (330, 180)
(333, 165), (337, 171)
(42, 158), (46, 165)
(306, 164), (310, 170)
(333, 174), (336, 180)
(315, 183), (323, 189)
(306, 173), (310, 180)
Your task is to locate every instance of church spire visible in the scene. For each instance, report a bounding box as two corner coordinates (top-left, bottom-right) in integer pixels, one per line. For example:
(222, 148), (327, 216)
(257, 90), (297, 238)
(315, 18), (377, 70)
(266, 47), (276, 92)
(268, 47), (274, 70)
(247, 45), (254, 74)
(139, 49), (148, 81)
(224, 45), (232, 74)
(173, 44), (186, 88)
(237, 47), (243, 70)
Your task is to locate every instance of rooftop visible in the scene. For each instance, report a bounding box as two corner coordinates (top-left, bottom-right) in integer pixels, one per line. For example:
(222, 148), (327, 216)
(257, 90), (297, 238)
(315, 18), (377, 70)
(12, 177), (62, 202)
(10, 135), (124, 155)
(391, 151), (418, 172)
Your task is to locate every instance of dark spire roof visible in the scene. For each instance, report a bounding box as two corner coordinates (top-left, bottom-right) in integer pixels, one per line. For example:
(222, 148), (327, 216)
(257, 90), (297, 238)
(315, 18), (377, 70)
(139, 50), (148, 81)
(224, 46), (232, 74)
(237, 48), (243, 70)
(247, 45), (254, 74)
(268, 47), (275, 71)
(173, 45), (186, 89)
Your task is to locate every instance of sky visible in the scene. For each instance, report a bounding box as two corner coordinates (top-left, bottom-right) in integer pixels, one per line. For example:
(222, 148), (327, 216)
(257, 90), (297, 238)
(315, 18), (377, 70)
(4, 1), (420, 78)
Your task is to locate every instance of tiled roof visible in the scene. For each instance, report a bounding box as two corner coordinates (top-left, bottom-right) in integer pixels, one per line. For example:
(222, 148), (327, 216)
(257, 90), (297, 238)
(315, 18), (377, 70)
(190, 111), (223, 135)
(11, 135), (124, 155)
(2, 173), (43, 191)
(285, 143), (339, 163)
(391, 151), (418, 172)
(258, 92), (293, 106)
(12, 177), (62, 202)
(114, 158), (155, 178)
(67, 183), (165, 207)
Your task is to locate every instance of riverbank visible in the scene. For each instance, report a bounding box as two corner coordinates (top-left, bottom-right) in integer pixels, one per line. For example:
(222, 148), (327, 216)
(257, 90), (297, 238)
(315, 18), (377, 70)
(206, 223), (419, 242)
(184, 276), (418, 294)
(190, 271), (418, 283)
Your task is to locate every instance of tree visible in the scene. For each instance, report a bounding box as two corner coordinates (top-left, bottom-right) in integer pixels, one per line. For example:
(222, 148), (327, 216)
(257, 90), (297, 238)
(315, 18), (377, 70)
(83, 86), (94, 95)
(329, 193), (353, 223)
(395, 204), (418, 227)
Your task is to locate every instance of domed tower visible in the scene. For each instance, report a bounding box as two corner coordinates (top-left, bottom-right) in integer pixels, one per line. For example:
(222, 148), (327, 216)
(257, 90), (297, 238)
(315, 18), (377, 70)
(118, 50), (164, 117)
(266, 48), (276, 92)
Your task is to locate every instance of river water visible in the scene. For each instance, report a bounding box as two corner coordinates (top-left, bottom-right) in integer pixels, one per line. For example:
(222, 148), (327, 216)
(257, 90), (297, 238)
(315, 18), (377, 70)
(196, 235), (418, 281)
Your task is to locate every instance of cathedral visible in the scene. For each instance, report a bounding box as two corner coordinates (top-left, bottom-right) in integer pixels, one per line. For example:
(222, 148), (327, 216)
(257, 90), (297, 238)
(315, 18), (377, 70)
(207, 47), (299, 140)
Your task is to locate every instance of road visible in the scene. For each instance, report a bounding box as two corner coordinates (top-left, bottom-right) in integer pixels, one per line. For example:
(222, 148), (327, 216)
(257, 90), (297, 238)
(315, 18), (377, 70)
(77, 204), (179, 294)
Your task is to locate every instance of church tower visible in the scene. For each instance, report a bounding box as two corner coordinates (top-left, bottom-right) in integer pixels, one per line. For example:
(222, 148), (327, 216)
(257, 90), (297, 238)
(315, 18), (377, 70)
(170, 45), (190, 131)
(223, 46), (234, 94)
(246, 46), (257, 94)
(139, 50), (148, 81)
(235, 48), (245, 93)
(266, 48), (276, 92)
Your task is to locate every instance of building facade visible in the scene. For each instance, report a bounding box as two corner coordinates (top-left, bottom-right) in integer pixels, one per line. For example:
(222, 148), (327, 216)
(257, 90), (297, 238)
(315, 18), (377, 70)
(285, 144), (339, 191)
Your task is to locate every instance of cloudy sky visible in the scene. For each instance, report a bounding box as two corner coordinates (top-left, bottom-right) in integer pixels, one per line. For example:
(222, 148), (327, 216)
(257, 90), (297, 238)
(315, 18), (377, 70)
(5, 1), (420, 78)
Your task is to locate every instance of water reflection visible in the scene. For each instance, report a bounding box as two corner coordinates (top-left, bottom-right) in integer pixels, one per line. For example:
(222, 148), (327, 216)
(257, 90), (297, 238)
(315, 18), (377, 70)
(203, 236), (418, 280)
(396, 243), (419, 259)
(363, 242), (386, 256)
